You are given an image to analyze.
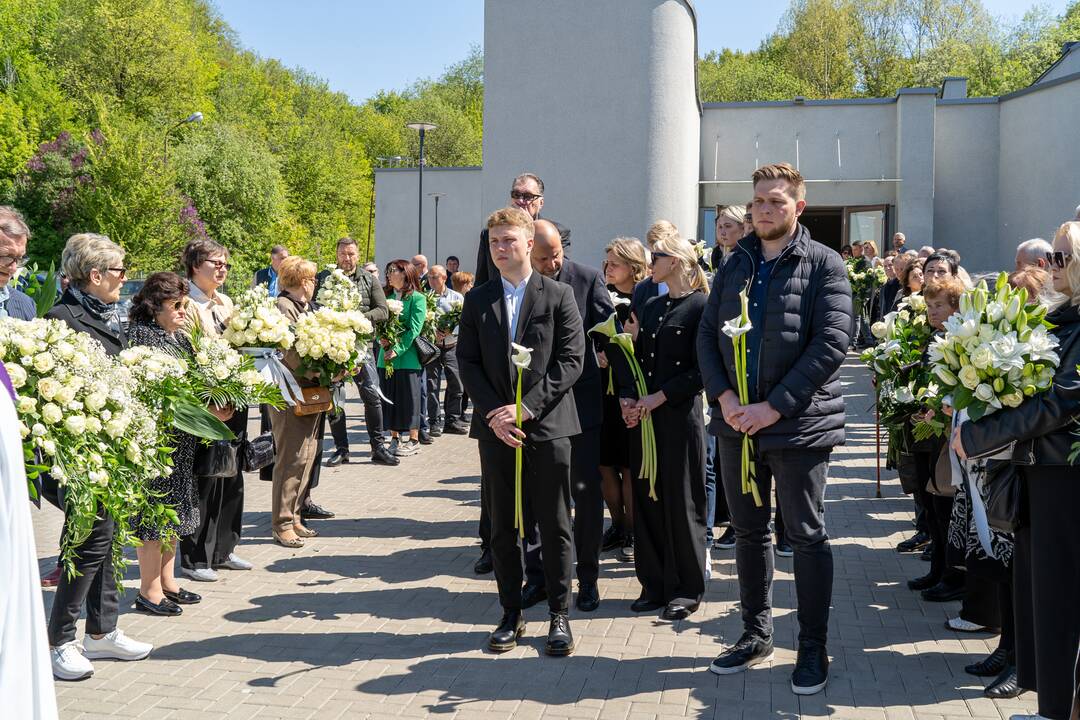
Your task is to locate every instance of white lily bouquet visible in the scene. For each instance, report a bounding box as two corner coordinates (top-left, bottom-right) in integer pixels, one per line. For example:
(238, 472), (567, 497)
(589, 313), (658, 499)
(378, 297), (406, 377)
(222, 284), (294, 350)
(186, 326), (285, 410)
(929, 273), (1059, 420)
(316, 264), (362, 311)
(294, 306), (375, 388)
(722, 288), (762, 506)
(0, 318), (182, 579)
(511, 342), (532, 537)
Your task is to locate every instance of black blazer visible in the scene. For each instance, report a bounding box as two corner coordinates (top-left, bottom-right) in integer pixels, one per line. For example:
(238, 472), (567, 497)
(474, 219), (571, 286)
(457, 272), (584, 443)
(556, 259), (614, 430)
(253, 267), (272, 288)
(45, 289), (126, 356)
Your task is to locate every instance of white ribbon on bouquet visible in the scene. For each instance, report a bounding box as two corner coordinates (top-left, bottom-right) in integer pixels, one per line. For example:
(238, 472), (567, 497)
(238, 347), (303, 406)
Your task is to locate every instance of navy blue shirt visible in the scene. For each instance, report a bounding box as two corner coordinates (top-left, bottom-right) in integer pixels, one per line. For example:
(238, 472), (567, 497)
(746, 247), (780, 401)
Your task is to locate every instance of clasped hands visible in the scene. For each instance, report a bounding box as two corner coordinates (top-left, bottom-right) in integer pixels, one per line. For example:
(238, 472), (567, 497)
(718, 390), (781, 436)
(620, 391), (666, 428)
(487, 404), (533, 448)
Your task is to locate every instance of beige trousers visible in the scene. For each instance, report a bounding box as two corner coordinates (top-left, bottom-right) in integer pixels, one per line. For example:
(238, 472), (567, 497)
(269, 407), (322, 533)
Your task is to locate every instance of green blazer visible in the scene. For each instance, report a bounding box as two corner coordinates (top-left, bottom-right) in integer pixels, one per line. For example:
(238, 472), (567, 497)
(377, 290), (426, 371)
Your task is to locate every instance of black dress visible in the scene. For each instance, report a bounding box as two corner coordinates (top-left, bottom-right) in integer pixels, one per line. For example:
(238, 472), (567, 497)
(599, 286), (633, 468)
(618, 290), (708, 606)
(127, 321), (200, 540)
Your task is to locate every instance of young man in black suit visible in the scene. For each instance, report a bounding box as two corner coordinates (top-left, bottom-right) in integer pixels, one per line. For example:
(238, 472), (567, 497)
(527, 219), (614, 612)
(457, 207), (585, 656)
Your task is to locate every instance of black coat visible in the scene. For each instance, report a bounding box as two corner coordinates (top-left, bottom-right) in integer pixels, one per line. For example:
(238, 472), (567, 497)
(630, 277), (660, 318)
(696, 225), (853, 450)
(45, 289), (126, 356)
(961, 303), (1080, 466)
(253, 267), (272, 289)
(556, 259), (614, 430)
(473, 219), (571, 286)
(457, 272), (584, 443)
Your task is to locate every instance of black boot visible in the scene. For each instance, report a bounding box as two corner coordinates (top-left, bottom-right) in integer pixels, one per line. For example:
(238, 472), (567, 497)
(545, 612), (574, 656)
(487, 610), (524, 652)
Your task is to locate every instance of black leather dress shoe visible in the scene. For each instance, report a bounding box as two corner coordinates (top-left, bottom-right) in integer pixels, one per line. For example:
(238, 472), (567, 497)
(371, 445), (400, 466)
(984, 665), (1022, 698)
(921, 581), (965, 602)
(576, 583), (600, 612)
(487, 610), (525, 652)
(521, 583), (548, 609)
(897, 531), (931, 553)
(965, 647), (1009, 676)
(134, 594), (182, 616)
(661, 600), (699, 621)
(326, 449), (349, 467)
(429, 427), (443, 438)
(445, 420), (469, 435)
(907, 573), (939, 591)
(473, 548), (493, 575)
(301, 502), (335, 519)
(419, 430), (434, 445)
(630, 595), (665, 613)
(163, 587), (201, 605)
(545, 613), (574, 656)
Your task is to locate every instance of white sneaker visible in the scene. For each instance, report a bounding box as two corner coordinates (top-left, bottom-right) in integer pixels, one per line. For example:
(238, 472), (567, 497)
(704, 547), (713, 582)
(82, 629), (152, 661)
(51, 641), (94, 680)
(946, 616), (998, 633)
(181, 566), (219, 582)
(217, 553), (253, 571)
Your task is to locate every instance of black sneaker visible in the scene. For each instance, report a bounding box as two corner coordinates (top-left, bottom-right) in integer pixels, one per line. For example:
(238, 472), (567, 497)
(775, 537), (793, 558)
(897, 531), (931, 553)
(619, 533), (634, 562)
(445, 419), (469, 435)
(713, 526), (736, 550)
(791, 644), (829, 695)
(600, 525), (623, 552)
(418, 430), (434, 445)
(709, 633), (774, 675)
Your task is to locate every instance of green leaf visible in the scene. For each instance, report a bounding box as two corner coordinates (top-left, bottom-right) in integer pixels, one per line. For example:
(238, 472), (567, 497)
(171, 401), (235, 440)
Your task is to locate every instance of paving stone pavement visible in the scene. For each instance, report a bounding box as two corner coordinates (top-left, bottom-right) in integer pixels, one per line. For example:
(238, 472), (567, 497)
(34, 356), (1039, 719)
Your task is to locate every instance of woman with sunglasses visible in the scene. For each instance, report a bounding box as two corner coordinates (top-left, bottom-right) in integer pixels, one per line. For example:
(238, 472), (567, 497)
(954, 220), (1080, 720)
(179, 239), (251, 584)
(618, 235), (709, 622)
(45, 233), (153, 680)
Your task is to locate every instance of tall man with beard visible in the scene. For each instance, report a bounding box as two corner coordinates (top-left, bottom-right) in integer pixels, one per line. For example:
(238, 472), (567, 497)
(697, 163), (852, 696)
(458, 207), (584, 656)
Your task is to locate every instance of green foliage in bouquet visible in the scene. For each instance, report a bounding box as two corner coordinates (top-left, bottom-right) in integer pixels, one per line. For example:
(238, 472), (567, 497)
(186, 324), (285, 410)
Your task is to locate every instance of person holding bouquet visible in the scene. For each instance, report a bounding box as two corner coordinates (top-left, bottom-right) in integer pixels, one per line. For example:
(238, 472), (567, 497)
(45, 232), (152, 680)
(953, 221), (1080, 720)
(378, 260), (427, 457)
(426, 264), (466, 435)
(616, 235), (709, 621)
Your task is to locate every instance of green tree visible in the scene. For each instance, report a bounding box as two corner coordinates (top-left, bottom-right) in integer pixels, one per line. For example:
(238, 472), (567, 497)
(698, 50), (814, 102)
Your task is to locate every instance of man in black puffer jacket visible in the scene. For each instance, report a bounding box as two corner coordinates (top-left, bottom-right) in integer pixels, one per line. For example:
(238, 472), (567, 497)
(697, 163), (852, 696)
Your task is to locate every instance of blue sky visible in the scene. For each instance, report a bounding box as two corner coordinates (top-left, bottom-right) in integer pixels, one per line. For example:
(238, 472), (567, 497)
(213, 0), (1071, 104)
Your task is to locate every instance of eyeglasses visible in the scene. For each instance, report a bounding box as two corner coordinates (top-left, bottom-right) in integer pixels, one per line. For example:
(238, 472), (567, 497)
(206, 259), (232, 271)
(649, 252), (672, 266)
(510, 190), (543, 203)
(1046, 251), (1073, 269)
(0, 255), (28, 268)
(169, 299), (185, 311)
(387, 266), (403, 274)
(105, 267), (127, 279)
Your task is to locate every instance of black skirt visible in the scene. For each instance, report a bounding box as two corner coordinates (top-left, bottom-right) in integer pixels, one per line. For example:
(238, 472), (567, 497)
(380, 368), (421, 432)
(599, 376), (631, 468)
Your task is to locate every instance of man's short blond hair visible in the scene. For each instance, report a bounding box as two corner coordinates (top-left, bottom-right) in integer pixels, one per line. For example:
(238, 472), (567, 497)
(645, 220), (679, 248)
(279, 256), (317, 289)
(752, 162), (806, 201)
(486, 207), (534, 239)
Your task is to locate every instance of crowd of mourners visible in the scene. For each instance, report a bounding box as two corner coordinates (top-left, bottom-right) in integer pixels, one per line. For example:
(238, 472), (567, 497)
(1, 161), (1078, 720)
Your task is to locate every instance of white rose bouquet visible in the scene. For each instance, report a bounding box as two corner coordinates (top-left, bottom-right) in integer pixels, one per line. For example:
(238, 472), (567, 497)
(316, 264), (362, 312)
(222, 285), (294, 350)
(929, 273), (1060, 421)
(294, 306), (375, 387)
(435, 301), (463, 335)
(186, 327), (285, 409)
(377, 298), (406, 377)
(0, 318), (180, 579)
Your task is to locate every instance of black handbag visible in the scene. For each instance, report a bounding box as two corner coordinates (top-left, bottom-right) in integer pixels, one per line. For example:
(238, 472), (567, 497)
(414, 335), (441, 366)
(242, 432), (275, 473)
(983, 458), (1021, 533)
(194, 439), (241, 478)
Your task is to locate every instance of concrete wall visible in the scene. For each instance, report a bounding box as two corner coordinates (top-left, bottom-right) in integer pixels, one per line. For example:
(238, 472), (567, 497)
(1036, 45), (1080, 84)
(998, 78), (1080, 259)
(481, 0), (699, 267)
(373, 167), (482, 273)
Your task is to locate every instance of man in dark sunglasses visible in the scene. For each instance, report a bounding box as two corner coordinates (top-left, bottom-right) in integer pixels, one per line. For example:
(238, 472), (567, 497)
(0, 205), (36, 321)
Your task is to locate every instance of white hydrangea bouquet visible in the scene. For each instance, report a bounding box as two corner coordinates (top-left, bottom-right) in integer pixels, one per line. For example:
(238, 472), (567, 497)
(223, 284), (294, 350)
(294, 306), (375, 388)
(316, 264), (361, 311)
(186, 327), (285, 409)
(929, 273), (1060, 421)
(377, 297), (405, 377)
(0, 318), (180, 578)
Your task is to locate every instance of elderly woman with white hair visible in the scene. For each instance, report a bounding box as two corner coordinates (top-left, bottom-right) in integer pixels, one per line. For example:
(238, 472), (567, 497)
(43, 233), (153, 681)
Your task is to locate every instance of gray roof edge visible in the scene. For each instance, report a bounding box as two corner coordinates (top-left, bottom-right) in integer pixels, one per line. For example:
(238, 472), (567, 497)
(896, 87), (939, 96)
(1032, 41), (1080, 85)
(936, 97), (998, 106)
(999, 69), (1080, 101)
(702, 96), (897, 109)
(374, 166), (482, 173)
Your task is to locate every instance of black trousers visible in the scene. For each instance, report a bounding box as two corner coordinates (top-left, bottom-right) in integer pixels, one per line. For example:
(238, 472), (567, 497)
(913, 450), (963, 587)
(1014, 466), (1080, 720)
(48, 509), (119, 646)
(181, 408), (247, 571)
(425, 346), (464, 427)
(717, 439), (834, 649)
(329, 356), (385, 451)
(479, 437), (573, 613)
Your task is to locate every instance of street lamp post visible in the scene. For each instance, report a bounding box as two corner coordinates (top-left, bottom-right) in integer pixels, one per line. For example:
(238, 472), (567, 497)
(428, 192), (446, 264)
(163, 112), (203, 164)
(406, 122), (436, 255)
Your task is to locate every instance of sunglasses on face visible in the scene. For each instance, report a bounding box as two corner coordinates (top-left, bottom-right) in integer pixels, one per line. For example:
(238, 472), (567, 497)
(105, 267), (127, 279)
(510, 190), (542, 203)
(649, 252), (672, 266)
(1046, 251), (1073, 269)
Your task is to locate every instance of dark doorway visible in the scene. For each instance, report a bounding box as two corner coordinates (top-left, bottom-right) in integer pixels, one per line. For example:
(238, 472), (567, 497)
(800, 207), (843, 251)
